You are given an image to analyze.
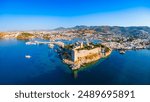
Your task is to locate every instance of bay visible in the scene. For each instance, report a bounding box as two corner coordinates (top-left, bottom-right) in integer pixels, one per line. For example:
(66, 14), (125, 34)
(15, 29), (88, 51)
(0, 39), (150, 85)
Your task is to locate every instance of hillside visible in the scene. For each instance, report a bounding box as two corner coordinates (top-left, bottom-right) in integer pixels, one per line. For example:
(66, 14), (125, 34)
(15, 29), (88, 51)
(54, 26), (150, 38)
(17, 32), (34, 40)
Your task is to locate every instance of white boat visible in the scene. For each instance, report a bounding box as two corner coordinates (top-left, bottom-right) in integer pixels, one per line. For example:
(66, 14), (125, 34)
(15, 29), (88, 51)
(49, 43), (54, 48)
(25, 41), (37, 45)
(25, 55), (31, 59)
(119, 50), (125, 54)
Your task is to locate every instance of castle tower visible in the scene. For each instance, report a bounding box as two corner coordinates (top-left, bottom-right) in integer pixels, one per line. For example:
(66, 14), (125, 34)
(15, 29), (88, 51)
(80, 42), (83, 48)
(72, 49), (78, 62)
(86, 39), (90, 46)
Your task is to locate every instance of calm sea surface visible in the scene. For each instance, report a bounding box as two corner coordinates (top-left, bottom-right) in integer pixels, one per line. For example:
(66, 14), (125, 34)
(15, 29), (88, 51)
(0, 39), (150, 85)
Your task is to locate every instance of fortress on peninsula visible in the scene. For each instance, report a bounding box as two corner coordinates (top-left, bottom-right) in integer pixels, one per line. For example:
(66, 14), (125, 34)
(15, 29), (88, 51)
(60, 41), (112, 70)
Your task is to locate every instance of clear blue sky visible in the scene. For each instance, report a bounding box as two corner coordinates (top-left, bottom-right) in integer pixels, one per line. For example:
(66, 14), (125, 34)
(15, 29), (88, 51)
(0, 0), (150, 31)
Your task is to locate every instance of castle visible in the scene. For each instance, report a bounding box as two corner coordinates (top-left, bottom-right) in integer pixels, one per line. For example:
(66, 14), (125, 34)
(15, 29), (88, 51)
(61, 41), (111, 70)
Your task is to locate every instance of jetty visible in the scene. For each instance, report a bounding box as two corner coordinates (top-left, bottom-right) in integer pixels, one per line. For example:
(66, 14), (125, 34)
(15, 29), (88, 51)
(26, 41), (65, 48)
(26, 41), (50, 45)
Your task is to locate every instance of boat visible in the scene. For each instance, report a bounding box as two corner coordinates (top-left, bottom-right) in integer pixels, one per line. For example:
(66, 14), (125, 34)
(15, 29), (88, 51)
(119, 50), (125, 54)
(49, 43), (54, 48)
(25, 55), (31, 59)
(25, 41), (37, 45)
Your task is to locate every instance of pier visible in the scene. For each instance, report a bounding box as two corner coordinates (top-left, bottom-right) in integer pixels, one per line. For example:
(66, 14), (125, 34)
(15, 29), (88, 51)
(26, 41), (64, 47)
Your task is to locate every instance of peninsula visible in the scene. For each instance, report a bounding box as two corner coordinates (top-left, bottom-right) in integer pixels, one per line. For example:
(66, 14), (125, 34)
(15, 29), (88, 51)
(60, 42), (112, 70)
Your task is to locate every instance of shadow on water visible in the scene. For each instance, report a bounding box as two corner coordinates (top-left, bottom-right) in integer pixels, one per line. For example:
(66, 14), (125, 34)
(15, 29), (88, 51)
(72, 58), (107, 79)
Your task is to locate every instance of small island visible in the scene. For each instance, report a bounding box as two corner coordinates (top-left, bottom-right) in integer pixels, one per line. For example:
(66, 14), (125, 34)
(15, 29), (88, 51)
(60, 42), (112, 70)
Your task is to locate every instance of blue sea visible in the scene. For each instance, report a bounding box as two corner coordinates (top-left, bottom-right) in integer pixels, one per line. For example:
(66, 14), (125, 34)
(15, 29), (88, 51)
(0, 39), (150, 85)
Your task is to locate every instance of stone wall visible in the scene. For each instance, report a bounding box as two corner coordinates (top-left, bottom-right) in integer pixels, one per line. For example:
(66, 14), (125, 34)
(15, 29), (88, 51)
(72, 47), (101, 62)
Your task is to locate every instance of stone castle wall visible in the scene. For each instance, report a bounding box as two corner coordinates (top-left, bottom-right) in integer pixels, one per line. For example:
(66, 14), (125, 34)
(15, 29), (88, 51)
(72, 47), (101, 62)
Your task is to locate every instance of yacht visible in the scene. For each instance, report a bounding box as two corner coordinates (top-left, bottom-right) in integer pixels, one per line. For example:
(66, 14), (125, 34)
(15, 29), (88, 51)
(25, 55), (31, 59)
(119, 50), (125, 54)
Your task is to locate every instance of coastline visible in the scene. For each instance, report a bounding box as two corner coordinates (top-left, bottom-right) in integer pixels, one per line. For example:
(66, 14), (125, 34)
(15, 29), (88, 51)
(0, 26), (150, 71)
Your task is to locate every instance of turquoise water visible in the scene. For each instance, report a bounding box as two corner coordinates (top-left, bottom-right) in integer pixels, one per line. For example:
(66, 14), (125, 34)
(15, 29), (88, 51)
(0, 39), (150, 85)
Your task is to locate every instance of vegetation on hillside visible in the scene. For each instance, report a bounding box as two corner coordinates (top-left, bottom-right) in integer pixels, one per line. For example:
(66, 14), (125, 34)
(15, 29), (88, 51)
(17, 32), (34, 40)
(64, 44), (74, 50)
